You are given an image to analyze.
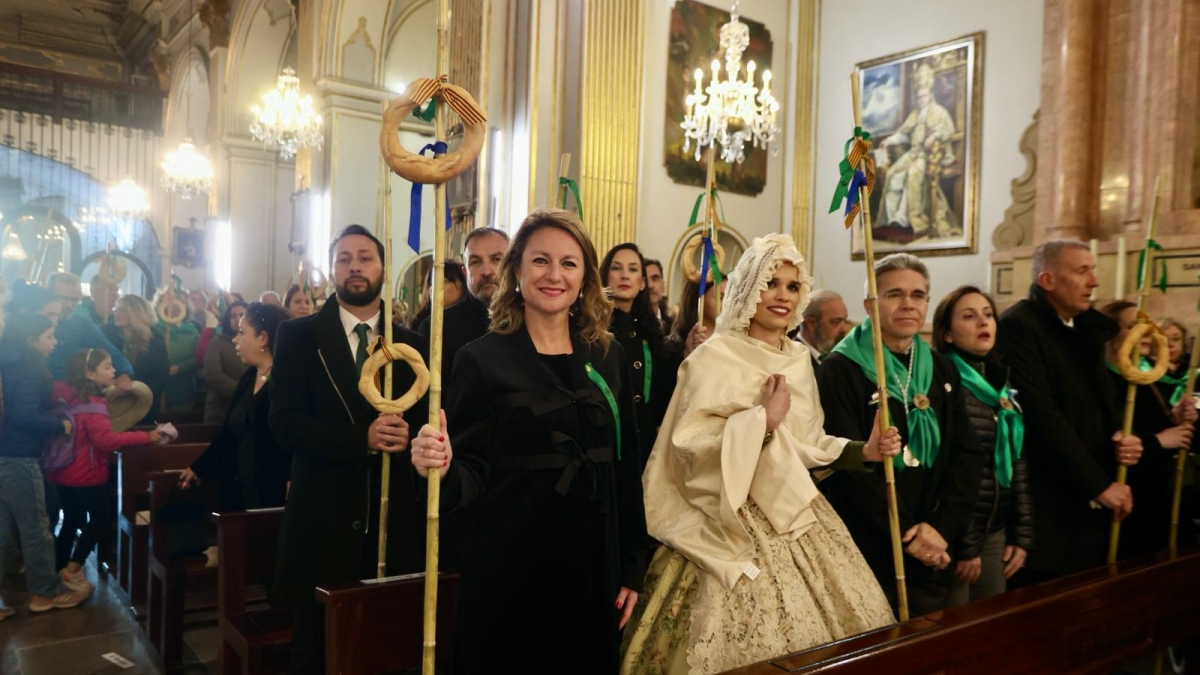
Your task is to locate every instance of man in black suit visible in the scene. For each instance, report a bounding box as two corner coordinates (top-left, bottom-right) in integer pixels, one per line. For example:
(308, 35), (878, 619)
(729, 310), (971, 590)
(419, 227), (509, 383)
(795, 289), (850, 370)
(270, 224), (428, 675)
(996, 239), (1142, 584)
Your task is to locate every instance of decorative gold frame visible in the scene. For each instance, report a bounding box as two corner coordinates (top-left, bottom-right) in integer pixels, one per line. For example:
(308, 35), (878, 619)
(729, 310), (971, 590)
(850, 31), (985, 260)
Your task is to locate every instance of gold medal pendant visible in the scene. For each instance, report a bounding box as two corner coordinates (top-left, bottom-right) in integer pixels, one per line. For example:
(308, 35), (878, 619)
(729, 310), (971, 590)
(913, 393), (930, 410)
(999, 396), (1013, 411)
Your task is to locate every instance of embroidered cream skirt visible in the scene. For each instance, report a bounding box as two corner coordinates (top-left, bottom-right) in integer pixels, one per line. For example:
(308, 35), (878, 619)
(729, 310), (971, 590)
(620, 496), (894, 675)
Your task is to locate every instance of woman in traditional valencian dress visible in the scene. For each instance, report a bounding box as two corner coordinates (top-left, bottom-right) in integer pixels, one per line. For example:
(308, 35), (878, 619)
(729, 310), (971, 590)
(621, 233), (898, 675)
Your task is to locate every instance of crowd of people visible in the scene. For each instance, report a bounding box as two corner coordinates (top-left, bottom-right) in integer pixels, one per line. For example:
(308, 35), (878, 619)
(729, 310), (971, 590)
(0, 215), (1196, 675)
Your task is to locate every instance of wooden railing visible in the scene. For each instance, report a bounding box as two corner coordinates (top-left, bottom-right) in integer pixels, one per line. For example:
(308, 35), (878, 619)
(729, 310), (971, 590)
(0, 62), (165, 135)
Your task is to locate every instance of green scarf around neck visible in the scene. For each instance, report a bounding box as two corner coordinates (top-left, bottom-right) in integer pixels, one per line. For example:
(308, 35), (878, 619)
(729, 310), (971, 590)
(1156, 365), (1197, 407)
(950, 352), (1025, 488)
(831, 319), (940, 470)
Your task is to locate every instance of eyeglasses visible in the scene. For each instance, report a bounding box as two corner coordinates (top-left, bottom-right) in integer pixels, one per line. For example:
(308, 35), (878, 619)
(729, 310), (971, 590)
(879, 290), (929, 303)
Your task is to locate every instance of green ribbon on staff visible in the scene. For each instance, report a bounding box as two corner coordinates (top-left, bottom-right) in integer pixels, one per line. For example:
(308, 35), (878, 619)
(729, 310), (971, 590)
(687, 188), (726, 228)
(558, 177), (584, 220)
(412, 98), (436, 122)
(1136, 239), (1168, 293)
(828, 126), (876, 228)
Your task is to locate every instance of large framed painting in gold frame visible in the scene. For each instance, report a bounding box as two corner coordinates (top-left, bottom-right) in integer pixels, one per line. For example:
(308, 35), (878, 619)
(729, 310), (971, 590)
(851, 32), (984, 259)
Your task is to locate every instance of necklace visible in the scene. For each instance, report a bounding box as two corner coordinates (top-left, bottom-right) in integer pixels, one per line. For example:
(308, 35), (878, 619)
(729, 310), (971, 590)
(891, 340), (916, 417)
(259, 365), (273, 382)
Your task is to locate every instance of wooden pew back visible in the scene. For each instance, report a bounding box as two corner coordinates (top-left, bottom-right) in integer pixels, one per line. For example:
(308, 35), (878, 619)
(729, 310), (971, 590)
(317, 572), (460, 675)
(216, 508), (291, 675)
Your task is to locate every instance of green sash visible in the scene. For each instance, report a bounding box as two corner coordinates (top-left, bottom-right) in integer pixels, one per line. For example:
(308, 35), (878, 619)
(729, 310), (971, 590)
(950, 353), (1025, 489)
(831, 319), (940, 469)
(585, 363), (621, 460)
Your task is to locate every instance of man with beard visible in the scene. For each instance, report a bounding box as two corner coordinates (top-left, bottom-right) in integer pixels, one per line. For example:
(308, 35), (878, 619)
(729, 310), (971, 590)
(796, 289), (851, 369)
(644, 258), (673, 331)
(270, 224), (429, 674)
(419, 227), (509, 383)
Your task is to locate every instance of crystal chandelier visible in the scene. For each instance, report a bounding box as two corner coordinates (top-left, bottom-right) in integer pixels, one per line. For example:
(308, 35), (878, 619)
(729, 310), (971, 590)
(162, 0), (213, 199)
(250, 67), (324, 160)
(681, 2), (780, 164)
(161, 139), (214, 199)
(107, 177), (150, 216)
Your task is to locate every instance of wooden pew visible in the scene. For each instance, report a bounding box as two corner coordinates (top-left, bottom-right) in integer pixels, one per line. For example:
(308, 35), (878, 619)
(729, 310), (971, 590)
(316, 572), (460, 675)
(115, 443), (207, 618)
(721, 546), (1200, 675)
(146, 470), (221, 675)
(216, 508), (292, 675)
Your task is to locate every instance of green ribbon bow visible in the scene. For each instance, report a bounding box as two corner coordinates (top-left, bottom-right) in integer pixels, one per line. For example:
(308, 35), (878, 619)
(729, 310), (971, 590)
(831, 319), (941, 470)
(585, 363), (621, 461)
(950, 353), (1025, 488)
(1136, 239), (1168, 293)
(687, 188), (726, 228)
(558, 177), (584, 220)
(412, 98), (436, 123)
(828, 126), (875, 228)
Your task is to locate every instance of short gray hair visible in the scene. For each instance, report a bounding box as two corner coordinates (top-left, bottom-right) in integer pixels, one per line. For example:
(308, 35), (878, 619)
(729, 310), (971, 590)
(865, 253), (929, 298)
(1032, 238), (1090, 280)
(803, 289), (843, 321)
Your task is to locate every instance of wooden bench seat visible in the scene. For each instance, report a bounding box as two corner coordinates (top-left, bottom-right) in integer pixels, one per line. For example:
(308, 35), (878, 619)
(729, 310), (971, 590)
(316, 572), (460, 675)
(217, 507), (292, 675)
(115, 443), (208, 618)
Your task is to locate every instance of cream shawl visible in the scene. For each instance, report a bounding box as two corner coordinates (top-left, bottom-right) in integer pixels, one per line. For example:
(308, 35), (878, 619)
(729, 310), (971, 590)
(643, 331), (848, 590)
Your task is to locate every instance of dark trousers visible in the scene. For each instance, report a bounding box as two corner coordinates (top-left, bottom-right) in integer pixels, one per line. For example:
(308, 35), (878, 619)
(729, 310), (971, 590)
(289, 600), (325, 675)
(879, 561), (953, 617)
(55, 485), (110, 569)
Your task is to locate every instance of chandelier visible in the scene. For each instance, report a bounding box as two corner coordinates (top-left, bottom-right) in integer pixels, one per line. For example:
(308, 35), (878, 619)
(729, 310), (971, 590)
(250, 67), (324, 160)
(681, 2), (780, 164)
(107, 177), (150, 216)
(161, 139), (214, 199)
(2, 230), (27, 261)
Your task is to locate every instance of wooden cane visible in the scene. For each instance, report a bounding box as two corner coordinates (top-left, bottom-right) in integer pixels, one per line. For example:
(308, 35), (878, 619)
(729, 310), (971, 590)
(1168, 343), (1200, 553)
(1108, 176), (1162, 565)
(556, 153), (572, 209)
(851, 72), (909, 621)
(377, 182), (395, 579)
(422, 1), (450, 671)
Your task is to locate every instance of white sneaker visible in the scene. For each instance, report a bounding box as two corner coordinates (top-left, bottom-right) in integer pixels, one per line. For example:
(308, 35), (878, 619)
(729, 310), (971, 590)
(59, 568), (95, 594)
(29, 590), (89, 612)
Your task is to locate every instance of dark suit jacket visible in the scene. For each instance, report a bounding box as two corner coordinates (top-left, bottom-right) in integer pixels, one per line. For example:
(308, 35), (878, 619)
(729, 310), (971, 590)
(270, 298), (429, 602)
(996, 285), (1120, 575)
(418, 291), (490, 385)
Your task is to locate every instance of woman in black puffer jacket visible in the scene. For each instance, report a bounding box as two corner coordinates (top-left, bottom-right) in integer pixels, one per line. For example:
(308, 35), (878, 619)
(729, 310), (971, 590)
(933, 286), (1034, 606)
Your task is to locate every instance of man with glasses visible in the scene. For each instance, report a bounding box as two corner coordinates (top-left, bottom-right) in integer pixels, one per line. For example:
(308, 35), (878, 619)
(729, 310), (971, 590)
(816, 253), (984, 616)
(46, 273), (134, 391)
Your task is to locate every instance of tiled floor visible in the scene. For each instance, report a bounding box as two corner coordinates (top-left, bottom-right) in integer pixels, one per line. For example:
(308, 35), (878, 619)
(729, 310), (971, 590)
(0, 559), (220, 675)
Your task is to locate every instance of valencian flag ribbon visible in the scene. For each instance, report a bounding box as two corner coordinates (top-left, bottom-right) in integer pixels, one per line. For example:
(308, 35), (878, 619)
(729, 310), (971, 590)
(558, 177), (584, 219)
(1136, 239), (1169, 293)
(408, 142), (454, 253)
(828, 126), (876, 228)
(406, 75), (488, 126)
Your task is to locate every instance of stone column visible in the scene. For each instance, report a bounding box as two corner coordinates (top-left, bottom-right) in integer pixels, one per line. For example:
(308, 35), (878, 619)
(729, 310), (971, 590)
(1035, 0), (1099, 243)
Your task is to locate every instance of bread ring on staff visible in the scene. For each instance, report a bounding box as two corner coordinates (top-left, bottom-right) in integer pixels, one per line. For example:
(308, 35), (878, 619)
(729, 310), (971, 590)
(98, 256), (127, 284)
(157, 297), (188, 326)
(1117, 322), (1170, 386)
(380, 83), (485, 186)
(680, 232), (726, 283)
(358, 342), (431, 415)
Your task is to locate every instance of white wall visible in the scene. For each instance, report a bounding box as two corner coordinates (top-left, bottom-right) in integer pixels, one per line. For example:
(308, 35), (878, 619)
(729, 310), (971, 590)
(810, 0), (1043, 317)
(635, 0), (790, 268)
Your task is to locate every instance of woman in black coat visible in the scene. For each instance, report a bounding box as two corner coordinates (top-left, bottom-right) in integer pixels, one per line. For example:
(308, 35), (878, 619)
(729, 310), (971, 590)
(600, 243), (667, 466)
(933, 286), (1034, 605)
(180, 303), (292, 511)
(1100, 303), (1197, 558)
(412, 210), (647, 674)
(104, 295), (170, 415)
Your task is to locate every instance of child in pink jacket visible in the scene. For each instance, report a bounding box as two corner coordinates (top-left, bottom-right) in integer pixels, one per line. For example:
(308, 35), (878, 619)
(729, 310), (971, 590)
(46, 349), (162, 592)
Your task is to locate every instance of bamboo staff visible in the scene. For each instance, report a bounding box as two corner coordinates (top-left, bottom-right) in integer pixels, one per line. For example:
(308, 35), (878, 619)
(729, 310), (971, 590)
(1108, 176), (1163, 565)
(1168, 343), (1200, 552)
(422, 0), (451, 671)
(555, 153), (572, 208)
(377, 182), (394, 579)
(850, 72), (909, 620)
(696, 143), (721, 326)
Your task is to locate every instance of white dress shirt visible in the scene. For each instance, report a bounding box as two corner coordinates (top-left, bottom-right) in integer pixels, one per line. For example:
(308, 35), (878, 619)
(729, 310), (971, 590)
(338, 303), (381, 360)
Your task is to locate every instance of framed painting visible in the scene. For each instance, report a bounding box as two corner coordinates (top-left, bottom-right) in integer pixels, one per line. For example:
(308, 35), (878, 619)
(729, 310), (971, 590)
(172, 226), (206, 268)
(664, 0), (773, 196)
(851, 32), (984, 259)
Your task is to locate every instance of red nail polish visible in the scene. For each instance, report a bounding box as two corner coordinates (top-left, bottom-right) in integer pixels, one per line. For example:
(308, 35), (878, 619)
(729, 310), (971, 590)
(615, 600), (622, 608)
(443, 460), (447, 466)
(439, 436), (445, 442)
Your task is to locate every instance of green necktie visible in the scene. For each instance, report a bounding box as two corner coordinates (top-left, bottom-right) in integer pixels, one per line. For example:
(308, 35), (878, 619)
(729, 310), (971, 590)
(354, 323), (371, 374)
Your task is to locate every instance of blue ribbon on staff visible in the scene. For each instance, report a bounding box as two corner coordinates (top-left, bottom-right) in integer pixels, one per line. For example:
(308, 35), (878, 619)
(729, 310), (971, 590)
(408, 141), (453, 252)
(845, 169), (868, 218)
(697, 236), (723, 296)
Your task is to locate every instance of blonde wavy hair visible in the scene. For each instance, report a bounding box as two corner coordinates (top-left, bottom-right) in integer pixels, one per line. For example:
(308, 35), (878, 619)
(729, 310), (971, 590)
(116, 295), (156, 359)
(489, 209), (613, 350)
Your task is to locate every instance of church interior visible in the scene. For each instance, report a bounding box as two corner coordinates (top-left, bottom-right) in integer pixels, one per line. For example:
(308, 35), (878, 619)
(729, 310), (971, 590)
(1, 0), (1199, 674)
